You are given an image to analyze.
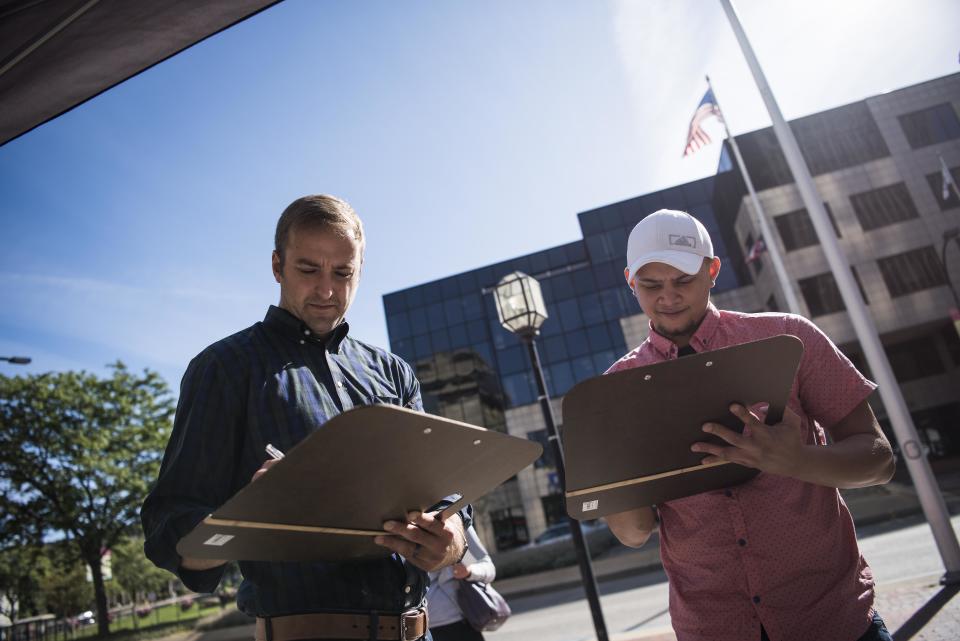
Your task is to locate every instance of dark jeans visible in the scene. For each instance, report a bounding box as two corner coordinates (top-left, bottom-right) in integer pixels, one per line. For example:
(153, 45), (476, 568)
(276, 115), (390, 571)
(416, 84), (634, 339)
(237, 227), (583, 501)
(760, 611), (893, 641)
(430, 619), (484, 641)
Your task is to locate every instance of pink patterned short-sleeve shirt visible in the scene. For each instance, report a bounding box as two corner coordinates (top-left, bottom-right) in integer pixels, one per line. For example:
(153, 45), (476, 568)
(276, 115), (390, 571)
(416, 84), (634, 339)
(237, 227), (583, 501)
(606, 304), (879, 641)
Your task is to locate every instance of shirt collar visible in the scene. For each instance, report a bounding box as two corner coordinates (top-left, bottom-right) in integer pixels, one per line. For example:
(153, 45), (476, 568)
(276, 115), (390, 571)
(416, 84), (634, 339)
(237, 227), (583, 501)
(263, 305), (350, 353)
(646, 302), (721, 358)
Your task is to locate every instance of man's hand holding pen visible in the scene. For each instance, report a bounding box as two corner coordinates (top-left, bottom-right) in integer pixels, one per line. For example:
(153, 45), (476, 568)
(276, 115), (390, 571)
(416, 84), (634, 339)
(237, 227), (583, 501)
(252, 443), (285, 482)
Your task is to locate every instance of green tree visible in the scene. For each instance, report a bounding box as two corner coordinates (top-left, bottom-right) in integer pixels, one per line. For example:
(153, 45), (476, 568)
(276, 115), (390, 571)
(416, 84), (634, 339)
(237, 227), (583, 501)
(37, 549), (92, 619)
(0, 500), (47, 619)
(0, 363), (174, 636)
(0, 543), (46, 620)
(112, 534), (171, 605)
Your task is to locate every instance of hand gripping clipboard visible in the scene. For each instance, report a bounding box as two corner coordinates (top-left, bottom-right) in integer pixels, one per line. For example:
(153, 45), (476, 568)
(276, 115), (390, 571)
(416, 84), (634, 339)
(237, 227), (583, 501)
(563, 335), (803, 520)
(176, 405), (542, 562)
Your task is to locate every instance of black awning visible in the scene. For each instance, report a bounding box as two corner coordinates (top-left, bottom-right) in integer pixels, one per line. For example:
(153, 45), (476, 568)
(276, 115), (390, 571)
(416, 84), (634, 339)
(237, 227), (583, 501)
(0, 0), (281, 147)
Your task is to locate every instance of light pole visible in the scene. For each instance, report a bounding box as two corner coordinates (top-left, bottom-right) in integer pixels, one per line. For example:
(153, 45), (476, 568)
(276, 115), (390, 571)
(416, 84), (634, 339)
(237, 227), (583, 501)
(492, 271), (609, 641)
(0, 356), (31, 365)
(942, 228), (960, 339)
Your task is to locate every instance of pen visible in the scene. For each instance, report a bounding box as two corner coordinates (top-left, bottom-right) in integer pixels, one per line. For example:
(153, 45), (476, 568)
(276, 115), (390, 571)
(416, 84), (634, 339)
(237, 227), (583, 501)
(265, 443), (285, 460)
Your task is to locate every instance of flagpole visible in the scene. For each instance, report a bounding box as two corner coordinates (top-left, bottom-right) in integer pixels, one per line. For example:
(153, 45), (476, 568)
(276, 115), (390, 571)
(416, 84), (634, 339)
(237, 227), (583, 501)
(706, 75), (802, 315)
(720, 0), (960, 584)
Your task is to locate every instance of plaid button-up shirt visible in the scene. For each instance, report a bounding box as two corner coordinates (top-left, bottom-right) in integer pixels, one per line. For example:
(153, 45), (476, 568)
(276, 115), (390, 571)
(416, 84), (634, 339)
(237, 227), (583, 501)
(607, 304), (878, 641)
(142, 305), (467, 617)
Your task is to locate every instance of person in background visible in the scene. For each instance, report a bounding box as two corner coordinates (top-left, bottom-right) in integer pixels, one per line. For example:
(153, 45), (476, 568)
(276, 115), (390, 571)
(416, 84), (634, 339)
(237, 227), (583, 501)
(427, 525), (496, 641)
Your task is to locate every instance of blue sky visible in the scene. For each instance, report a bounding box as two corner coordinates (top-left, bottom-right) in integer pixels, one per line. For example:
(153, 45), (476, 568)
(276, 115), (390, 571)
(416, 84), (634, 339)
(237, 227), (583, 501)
(1, 0), (958, 392)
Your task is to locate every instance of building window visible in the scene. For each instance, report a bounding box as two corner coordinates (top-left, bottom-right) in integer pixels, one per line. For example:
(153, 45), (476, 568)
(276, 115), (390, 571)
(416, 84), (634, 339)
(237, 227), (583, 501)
(798, 267), (869, 316)
(744, 233), (763, 273)
(501, 371), (536, 407)
(885, 335), (946, 382)
(736, 101), (891, 191)
(540, 494), (567, 526)
(926, 165), (960, 211)
(910, 403), (960, 459)
(942, 324), (960, 368)
(774, 204), (840, 251)
(792, 102), (890, 176)
(877, 246), (947, 297)
(490, 507), (529, 550)
(545, 360), (576, 397)
(799, 273), (844, 316)
(527, 430), (556, 468)
(849, 183), (919, 231)
(898, 103), (960, 149)
(496, 345), (528, 375)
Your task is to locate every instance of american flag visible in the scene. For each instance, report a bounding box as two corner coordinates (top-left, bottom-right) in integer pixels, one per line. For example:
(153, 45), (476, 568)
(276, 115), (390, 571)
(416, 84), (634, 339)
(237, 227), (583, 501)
(683, 88), (723, 157)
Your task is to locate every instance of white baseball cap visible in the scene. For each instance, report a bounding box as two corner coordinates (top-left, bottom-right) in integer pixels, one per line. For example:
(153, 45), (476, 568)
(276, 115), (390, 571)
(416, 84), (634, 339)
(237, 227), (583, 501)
(626, 209), (714, 281)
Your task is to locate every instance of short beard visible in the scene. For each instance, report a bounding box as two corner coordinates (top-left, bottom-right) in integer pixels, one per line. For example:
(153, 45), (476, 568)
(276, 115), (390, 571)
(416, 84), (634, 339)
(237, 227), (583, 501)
(653, 315), (705, 342)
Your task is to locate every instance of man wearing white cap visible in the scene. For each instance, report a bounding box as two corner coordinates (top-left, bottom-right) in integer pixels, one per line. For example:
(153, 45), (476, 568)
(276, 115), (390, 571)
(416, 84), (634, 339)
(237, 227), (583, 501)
(604, 209), (896, 641)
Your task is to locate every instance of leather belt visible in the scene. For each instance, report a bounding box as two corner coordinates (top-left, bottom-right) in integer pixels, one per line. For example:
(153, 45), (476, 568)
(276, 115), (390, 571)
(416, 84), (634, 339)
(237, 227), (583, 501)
(254, 609), (428, 641)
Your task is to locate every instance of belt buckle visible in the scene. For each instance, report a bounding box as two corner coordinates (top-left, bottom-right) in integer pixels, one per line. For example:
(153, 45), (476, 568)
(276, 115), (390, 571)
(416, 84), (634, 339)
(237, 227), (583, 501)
(399, 609), (420, 641)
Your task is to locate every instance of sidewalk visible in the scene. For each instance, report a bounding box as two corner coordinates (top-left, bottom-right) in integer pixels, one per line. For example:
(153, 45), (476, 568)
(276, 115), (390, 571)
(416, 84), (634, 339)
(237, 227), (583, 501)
(609, 573), (960, 641)
(495, 471), (960, 601)
(492, 472), (960, 641)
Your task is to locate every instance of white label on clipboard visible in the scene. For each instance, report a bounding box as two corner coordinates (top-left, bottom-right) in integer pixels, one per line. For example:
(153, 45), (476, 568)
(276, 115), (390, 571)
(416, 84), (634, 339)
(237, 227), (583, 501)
(203, 534), (234, 546)
(582, 499), (599, 512)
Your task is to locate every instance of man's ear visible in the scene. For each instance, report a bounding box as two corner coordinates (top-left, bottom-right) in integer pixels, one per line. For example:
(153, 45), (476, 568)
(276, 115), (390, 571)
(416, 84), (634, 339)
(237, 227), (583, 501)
(708, 257), (722, 285)
(272, 251), (283, 283)
(624, 267), (633, 289)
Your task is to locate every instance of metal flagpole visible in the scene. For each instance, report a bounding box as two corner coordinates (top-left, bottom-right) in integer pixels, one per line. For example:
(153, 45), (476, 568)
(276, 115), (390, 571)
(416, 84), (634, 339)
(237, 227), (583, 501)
(720, 0), (960, 584)
(706, 74), (803, 315)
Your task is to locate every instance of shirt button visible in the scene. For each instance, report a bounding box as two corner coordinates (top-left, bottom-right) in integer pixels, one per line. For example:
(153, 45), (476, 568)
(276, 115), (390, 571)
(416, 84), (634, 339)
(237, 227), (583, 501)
(753, 595), (761, 604)
(738, 538), (747, 546)
(403, 585), (411, 594)
(299, 339), (305, 345)
(304, 329), (310, 335)
(337, 380), (344, 388)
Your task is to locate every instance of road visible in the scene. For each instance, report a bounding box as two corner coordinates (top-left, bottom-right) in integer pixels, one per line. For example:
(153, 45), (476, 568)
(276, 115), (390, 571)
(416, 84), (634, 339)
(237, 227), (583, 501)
(486, 514), (960, 641)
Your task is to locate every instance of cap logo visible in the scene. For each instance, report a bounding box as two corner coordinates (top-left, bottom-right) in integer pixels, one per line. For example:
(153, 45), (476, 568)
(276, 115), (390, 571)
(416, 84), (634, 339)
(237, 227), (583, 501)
(669, 234), (697, 249)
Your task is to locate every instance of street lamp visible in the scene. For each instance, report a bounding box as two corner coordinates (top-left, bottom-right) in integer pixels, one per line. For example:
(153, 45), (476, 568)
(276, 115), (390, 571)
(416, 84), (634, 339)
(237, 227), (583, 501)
(0, 356), (31, 365)
(942, 228), (960, 339)
(492, 271), (609, 641)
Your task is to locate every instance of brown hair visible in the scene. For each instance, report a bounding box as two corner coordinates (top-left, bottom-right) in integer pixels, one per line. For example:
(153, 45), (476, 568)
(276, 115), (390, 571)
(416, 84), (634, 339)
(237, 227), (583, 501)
(274, 195), (365, 267)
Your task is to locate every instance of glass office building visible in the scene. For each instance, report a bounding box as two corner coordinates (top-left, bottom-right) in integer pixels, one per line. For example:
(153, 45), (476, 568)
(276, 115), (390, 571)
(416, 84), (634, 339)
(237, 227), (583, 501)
(383, 174), (750, 412)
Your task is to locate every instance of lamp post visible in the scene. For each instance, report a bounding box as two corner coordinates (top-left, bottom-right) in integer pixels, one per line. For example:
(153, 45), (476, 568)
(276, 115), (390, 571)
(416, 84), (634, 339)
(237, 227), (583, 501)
(0, 356), (31, 365)
(942, 228), (960, 339)
(492, 271), (609, 641)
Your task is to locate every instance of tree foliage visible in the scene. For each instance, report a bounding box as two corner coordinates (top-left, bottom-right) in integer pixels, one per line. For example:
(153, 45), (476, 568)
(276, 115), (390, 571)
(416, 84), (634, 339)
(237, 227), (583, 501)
(111, 534), (171, 604)
(0, 363), (174, 634)
(36, 549), (92, 619)
(0, 542), (47, 619)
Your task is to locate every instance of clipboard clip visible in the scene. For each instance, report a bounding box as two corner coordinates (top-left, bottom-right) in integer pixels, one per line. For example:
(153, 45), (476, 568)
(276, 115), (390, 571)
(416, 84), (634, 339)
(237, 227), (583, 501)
(438, 493), (467, 521)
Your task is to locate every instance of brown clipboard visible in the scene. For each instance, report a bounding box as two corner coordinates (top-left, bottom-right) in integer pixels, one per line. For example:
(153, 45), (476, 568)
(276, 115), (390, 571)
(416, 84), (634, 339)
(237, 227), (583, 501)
(176, 405), (542, 561)
(562, 334), (803, 520)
